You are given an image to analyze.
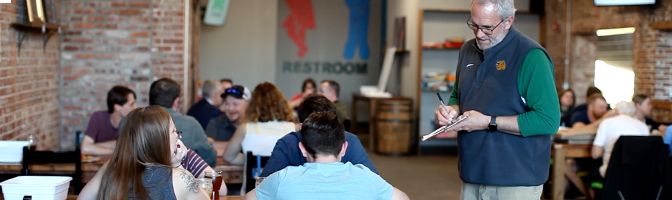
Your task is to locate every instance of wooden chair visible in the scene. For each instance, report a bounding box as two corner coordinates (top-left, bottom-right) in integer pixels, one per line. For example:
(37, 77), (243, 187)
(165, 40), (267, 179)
(21, 131), (83, 193)
(242, 151), (270, 194)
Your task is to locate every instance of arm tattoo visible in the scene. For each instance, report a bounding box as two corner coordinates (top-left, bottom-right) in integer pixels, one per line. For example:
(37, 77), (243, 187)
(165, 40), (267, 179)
(177, 168), (200, 193)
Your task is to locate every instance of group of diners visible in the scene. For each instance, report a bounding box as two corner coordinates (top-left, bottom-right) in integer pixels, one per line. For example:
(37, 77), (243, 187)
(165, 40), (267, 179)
(76, 77), (409, 200)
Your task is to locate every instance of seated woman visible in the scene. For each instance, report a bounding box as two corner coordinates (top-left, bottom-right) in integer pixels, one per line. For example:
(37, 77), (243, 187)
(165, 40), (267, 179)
(632, 94), (668, 134)
(288, 78), (317, 109)
(224, 82), (297, 165)
(78, 106), (211, 200)
(559, 89), (576, 127)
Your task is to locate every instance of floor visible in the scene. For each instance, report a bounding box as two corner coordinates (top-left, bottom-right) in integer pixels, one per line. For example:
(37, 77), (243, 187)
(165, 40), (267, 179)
(370, 150), (462, 200)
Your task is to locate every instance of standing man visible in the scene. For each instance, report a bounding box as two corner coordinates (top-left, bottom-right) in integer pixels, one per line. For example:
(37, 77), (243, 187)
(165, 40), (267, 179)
(435, 0), (560, 199)
(150, 78), (218, 167)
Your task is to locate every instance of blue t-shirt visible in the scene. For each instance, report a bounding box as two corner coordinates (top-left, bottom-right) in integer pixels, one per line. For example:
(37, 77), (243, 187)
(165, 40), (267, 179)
(569, 108), (590, 127)
(256, 162), (392, 200)
(260, 131), (378, 177)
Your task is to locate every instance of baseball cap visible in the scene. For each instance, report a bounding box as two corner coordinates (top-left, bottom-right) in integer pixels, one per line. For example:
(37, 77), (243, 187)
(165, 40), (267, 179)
(221, 85), (251, 101)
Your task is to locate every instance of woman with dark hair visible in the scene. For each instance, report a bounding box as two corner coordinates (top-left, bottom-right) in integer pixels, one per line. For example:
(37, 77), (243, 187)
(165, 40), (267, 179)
(79, 106), (209, 200)
(632, 94), (668, 134)
(224, 82), (297, 164)
(559, 89), (576, 126)
(289, 78), (317, 109)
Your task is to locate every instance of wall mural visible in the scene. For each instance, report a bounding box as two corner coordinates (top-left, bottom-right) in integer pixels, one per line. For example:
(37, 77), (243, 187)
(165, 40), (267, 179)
(275, 0), (381, 111)
(344, 0), (370, 60)
(282, 0), (316, 58)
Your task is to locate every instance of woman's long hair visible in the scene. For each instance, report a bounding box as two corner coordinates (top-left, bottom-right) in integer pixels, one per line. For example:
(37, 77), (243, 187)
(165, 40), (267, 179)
(301, 78), (316, 93)
(98, 106), (173, 200)
(246, 82), (296, 123)
(559, 89), (576, 112)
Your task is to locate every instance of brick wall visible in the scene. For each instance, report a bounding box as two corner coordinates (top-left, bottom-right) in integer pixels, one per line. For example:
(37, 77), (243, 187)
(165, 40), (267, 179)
(545, 0), (672, 104)
(59, 0), (186, 149)
(0, 2), (61, 150)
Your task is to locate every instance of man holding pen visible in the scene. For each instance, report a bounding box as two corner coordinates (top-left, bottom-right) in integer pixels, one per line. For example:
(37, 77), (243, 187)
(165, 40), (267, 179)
(434, 0), (560, 199)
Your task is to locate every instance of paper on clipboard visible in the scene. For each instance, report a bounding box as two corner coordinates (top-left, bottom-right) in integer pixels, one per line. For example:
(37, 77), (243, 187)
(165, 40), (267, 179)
(422, 115), (468, 141)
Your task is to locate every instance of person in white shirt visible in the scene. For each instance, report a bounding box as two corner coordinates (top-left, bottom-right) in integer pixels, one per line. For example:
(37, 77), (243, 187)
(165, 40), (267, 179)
(592, 101), (649, 177)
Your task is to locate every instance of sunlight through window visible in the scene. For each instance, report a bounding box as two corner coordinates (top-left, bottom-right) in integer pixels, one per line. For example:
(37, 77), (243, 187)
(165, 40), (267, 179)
(594, 60), (634, 105)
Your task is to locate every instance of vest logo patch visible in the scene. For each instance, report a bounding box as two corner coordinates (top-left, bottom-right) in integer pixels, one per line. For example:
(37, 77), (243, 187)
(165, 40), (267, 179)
(496, 60), (506, 71)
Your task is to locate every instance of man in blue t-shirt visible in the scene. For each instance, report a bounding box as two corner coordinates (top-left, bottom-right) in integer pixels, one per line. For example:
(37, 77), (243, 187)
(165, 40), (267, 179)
(260, 95), (377, 177)
(247, 112), (408, 200)
(569, 94), (610, 128)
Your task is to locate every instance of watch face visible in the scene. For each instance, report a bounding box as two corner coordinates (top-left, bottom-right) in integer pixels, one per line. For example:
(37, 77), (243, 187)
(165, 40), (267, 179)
(489, 117), (497, 131)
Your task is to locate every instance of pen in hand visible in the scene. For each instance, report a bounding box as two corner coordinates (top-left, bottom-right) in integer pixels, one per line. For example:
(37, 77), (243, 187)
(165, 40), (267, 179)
(436, 92), (453, 124)
(436, 92), (446, 106)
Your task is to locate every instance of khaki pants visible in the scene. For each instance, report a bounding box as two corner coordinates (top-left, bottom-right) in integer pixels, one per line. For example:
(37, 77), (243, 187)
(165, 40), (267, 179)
(461, 183), (543, 200)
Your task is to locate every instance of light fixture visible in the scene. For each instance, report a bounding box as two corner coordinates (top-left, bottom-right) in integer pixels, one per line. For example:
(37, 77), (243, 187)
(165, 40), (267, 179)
(596, 27), (636, 36)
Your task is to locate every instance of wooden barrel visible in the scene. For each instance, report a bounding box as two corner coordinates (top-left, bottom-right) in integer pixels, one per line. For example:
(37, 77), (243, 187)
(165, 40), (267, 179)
(374, 98), (413, 155)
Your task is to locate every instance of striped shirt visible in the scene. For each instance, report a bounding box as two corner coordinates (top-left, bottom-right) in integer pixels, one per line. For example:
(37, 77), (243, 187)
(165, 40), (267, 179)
(181, 149), (209, 178)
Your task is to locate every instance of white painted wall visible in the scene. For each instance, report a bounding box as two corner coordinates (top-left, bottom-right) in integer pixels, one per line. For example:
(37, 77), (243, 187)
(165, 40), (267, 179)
(199, 0), (279, 89)
(387, 0), (420, 101)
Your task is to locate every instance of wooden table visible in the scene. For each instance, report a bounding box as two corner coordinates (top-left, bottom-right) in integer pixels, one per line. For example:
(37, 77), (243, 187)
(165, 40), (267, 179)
(0, 154), (244, 185)
(551, 143), (593, 200)
(0, 155), (108, 183)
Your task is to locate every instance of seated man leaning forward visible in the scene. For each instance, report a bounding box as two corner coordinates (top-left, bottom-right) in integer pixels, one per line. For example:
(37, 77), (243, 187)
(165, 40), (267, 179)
(246, 112), (409, 200)
(81, 85), (136, 155)
(261, 95), (378, 177)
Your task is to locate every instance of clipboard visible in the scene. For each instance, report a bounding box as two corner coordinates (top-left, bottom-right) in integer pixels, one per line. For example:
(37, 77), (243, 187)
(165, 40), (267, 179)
(422, 115), (468, 141)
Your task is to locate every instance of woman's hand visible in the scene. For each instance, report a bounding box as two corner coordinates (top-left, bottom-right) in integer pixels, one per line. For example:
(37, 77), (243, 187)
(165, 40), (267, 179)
(172, 139), (188, 167)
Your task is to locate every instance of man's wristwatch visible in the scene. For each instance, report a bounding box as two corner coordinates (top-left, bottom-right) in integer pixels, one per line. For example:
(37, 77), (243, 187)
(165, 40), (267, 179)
(488, 116), (497, 132)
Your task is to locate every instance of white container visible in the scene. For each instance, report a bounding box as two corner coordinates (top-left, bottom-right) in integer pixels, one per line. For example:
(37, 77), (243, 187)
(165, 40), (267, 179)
(0, 176), (72, 200)
(0, 141), (30, 163)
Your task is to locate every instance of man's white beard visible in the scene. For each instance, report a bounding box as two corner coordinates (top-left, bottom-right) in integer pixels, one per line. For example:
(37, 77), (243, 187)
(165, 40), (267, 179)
(477, 31), (507, 50)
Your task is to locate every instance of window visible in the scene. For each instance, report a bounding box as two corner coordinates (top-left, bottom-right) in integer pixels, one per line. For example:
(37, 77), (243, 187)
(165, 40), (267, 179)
(594, 28), (635, 105)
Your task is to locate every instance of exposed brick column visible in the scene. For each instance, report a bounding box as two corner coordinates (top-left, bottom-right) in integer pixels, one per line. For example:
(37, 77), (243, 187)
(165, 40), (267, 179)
(59, 0), (187, 149)
(544, 0), (672, 104)
(0, 2), (60, 150)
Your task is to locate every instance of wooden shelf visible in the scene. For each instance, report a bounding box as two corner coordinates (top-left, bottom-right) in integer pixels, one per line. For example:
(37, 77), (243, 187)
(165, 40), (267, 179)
(651, 21), (672, 30)
(11, 22), (60, 32)
(10, 22), (62, 52)
(395, 49), (410, 54)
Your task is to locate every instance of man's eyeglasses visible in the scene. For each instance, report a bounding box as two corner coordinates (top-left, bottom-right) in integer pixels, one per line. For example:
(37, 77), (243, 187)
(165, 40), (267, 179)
(466, 18), (505, 35)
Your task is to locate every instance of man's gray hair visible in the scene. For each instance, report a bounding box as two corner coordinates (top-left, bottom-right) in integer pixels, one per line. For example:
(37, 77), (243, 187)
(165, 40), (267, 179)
(474, 0), (516, 19)
(202, 80), (217, 99)
(614, 101), (636, 117)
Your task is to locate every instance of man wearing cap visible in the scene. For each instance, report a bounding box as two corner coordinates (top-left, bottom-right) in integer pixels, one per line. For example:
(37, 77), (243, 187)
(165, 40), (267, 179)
(206, 85), (250, 155)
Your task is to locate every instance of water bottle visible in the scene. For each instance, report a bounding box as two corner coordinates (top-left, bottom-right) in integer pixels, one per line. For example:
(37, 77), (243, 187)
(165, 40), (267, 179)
(27, 134), (36, 150)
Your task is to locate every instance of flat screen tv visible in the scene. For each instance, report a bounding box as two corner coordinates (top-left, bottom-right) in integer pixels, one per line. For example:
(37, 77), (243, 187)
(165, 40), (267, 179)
(594, 0), (655, 6)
